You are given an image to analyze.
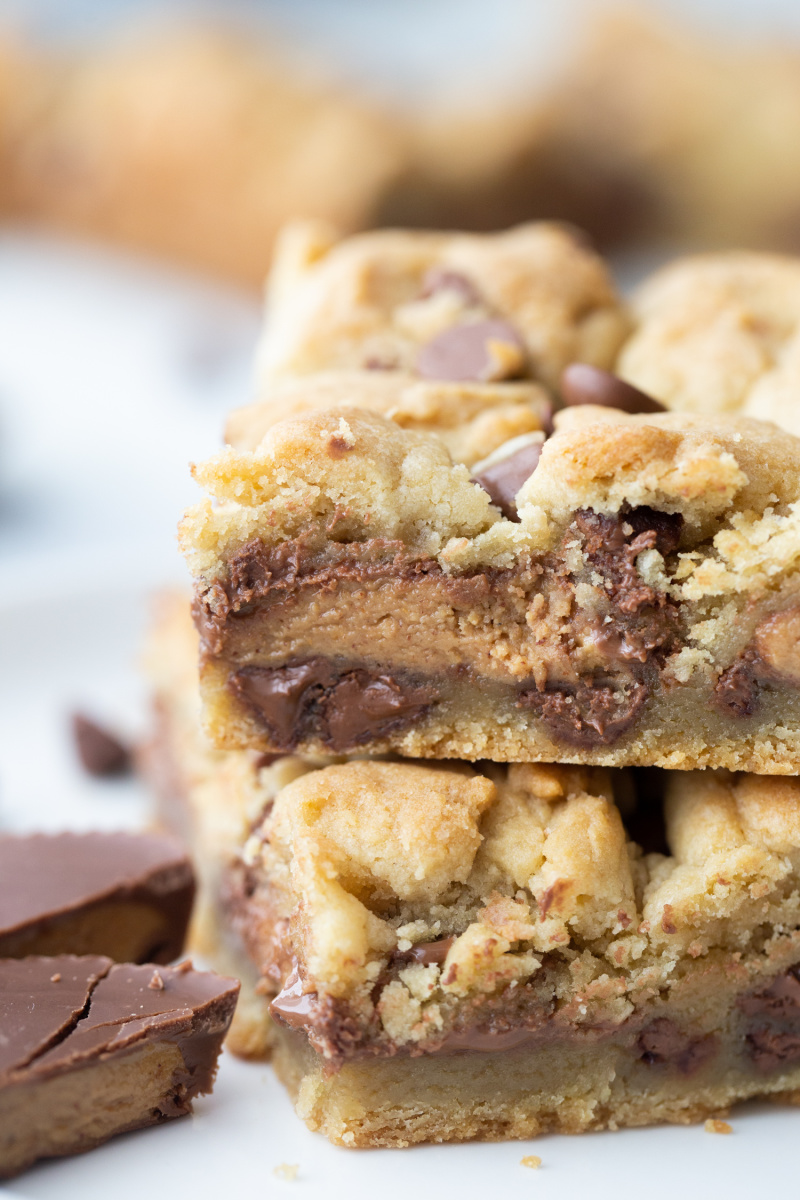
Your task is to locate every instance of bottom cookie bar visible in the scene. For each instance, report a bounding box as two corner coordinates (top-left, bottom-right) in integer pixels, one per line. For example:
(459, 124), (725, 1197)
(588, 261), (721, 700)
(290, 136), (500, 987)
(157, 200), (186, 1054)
(223, 759), (800, 1146)
(0, 955), (239, 1178)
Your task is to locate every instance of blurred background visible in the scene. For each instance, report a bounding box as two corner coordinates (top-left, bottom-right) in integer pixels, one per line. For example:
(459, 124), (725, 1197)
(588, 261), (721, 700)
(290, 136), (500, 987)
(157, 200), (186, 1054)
(4, 0), (800, 827)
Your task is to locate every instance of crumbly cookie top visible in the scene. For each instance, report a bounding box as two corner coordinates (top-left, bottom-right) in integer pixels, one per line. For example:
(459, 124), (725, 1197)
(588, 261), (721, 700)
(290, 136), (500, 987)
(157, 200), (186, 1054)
(255, 221), (630, 391)
(243, 758), (800, 1032)
(619, 253), (800, 438)
(225, 371), (551, 469)
(182, 406), (800, 601)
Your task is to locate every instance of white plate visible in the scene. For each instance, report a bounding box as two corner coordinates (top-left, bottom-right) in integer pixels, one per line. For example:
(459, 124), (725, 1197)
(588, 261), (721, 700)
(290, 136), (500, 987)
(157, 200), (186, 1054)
(0, 230), (797, 1200)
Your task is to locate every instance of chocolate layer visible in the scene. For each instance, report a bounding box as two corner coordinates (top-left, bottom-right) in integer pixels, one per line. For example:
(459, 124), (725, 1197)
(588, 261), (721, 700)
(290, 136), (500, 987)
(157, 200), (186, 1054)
(0, 955), (238, 1178)
(0, 832), (195, 962)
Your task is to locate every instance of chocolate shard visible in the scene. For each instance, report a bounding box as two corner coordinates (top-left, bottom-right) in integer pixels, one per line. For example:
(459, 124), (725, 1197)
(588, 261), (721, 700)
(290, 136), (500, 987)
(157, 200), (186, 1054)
(0, 955), (238, 1179)
(417, 318), (527, 383)
(0, 831), (195, 963)
(560, 363), (666, 413)
(473, 441), (542, 520)
(71, 712), (131, 776)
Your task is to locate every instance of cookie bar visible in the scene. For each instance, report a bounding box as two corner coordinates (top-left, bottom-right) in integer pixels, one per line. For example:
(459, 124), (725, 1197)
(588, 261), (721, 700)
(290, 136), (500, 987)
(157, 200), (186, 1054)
(618, 252), (800, 439)
(5, 28), (402, 286)
(182, 404), (800, 771)
(226, 221), (628, 466)
(223, 758), (800, 1147)
(0, 955), (238, 1177)
(0, 830), (194, 962)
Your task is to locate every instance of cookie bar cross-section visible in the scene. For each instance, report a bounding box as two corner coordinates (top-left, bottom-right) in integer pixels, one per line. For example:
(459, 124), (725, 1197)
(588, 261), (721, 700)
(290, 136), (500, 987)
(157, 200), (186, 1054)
(182, 405), (800, 772)
(218, 758), (800, 1147)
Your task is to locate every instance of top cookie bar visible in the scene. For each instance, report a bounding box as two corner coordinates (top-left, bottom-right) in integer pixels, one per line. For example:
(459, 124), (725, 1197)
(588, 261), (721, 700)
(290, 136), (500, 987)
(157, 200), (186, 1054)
(181, 401), (800, 772)
(226, 221), (629, 467)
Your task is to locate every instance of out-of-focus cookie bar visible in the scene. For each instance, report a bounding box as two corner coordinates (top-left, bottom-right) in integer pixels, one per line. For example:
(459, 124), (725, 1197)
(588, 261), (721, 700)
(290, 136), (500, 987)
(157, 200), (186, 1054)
(220, 757), (800, 1146)
(182, 404), (800, 772)
(396, 9), (800, 254)
(617, 252), (800, 439)
(3, 28), (403, 286)
(228, 221), (628, 467)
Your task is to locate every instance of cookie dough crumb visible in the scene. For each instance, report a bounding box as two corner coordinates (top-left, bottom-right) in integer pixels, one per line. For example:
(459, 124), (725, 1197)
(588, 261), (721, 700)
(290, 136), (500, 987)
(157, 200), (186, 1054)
(520, 1155), (543, 1168)
(273, 1163), (299, 1181)
(704, 1118), (732, 1135)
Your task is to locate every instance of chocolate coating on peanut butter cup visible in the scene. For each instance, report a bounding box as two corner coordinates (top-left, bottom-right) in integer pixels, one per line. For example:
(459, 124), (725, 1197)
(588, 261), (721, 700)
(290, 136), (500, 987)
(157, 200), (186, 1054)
(561, 363), (666, 413)
(0, 831), (195, 963)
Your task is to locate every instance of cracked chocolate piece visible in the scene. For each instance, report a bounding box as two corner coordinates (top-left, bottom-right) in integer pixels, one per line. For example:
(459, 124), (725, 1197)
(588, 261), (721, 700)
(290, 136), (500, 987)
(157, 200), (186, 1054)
(71, 712), (131, 776)
(0, 831), (195, 962)
(0, 955), (238, 1178)
(230, 659), (437, 752)
(560, 363), (666, 413)
(417, 319), (526, 383)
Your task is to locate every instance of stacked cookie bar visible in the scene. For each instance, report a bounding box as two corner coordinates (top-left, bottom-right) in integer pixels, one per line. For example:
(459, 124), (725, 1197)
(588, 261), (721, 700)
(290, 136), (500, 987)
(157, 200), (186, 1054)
(160, 222), (800, 1146)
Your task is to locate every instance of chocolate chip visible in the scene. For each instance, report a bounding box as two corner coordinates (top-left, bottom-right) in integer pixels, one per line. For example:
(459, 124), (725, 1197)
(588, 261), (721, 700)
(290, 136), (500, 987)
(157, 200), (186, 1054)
(518, 677), (649, 747)
(231, 659), (437, 752)
(71, 713), (131, 777)
(713, 653), (760, 719)
(392, 937), (454, 967)
(473, 441), (542, 521)
(417, 319), (526, 383)
(419, 267), (481, 305)
(637, 1018), (717, 1076)
(560, 364), (666, 413)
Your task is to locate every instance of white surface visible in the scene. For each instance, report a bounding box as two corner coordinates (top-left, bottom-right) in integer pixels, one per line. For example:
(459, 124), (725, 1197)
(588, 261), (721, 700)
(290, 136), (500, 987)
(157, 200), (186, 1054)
(0, 234), (797, 1200)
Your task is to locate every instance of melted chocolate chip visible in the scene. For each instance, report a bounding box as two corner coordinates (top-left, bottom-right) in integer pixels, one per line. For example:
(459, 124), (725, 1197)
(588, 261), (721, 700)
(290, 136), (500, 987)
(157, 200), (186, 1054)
(473, 442), (542, 521)
(518, 506), (683, 747)
(637, 1018), (717, 1076)
(518, 676), (648, 747)
(392, 937), (454, 967)
(739, 965), (800, 1019)
(230, 659), (437, 752)
(71, 713), (131, 777)
(417, 319), (526, 383)
(740, 966), (800, 1072)
(746, 1027), (800, 1073)
(420, 267), (481, 305)
(713, 651), (760, 719)
(560, 364), (666, 414)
